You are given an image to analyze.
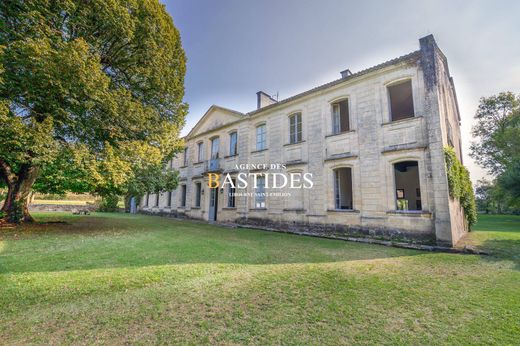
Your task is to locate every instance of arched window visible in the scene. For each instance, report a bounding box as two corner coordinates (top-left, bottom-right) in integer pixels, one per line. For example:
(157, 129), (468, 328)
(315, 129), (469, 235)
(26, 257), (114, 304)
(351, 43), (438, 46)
(333, 167), (353, 210)
(394, 161), (421, 211)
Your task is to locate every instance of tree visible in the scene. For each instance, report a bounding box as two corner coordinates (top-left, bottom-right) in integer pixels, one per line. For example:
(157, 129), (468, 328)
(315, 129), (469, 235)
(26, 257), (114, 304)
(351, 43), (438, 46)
(470, 92), (520, 212)
(0, 0), (186, 223)
(123, 164), (180, 212)
(470, 92), (520, 174)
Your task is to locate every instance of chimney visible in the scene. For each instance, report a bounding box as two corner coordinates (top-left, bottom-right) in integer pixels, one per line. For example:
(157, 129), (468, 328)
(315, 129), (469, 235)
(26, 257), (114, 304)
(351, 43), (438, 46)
(340, 69), (352, 78)
(256, 91), (277, 110)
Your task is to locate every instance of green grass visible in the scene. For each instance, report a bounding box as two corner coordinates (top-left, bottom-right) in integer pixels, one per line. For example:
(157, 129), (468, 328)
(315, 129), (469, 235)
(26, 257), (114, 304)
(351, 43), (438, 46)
(0, 213), (519, 345)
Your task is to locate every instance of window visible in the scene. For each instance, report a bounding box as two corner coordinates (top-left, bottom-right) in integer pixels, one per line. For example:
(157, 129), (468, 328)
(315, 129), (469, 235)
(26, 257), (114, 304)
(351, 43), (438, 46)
(394, 161), (421, 211)
(194, 182), (201, 207)
(183, 147), (188, 166)
(333, 168), (353, 209)
(289, 113), (302, 144)
(228, 178), (236, 208)
(155, 193), (160, 207)
(180, 185), (187, 207)
(388, 80), (414, 121)
(256, 124), (266, 150)
(332, 99), (350, 134)
(145, 193), (149, 207)
(210, 137), (219, 159)
(197, 142), (204, 162)
(167, 190), (172, 207)
(229, 132), (238, 156)
(254, 176), (266, 208)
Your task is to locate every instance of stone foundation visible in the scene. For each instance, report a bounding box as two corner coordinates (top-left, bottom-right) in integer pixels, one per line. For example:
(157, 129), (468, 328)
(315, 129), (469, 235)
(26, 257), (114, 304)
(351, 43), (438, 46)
(234, 217), (437, 244)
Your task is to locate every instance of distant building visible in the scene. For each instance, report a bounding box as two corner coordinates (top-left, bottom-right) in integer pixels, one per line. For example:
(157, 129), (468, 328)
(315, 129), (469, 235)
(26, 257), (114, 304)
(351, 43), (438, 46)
(141, 35), (468, 246)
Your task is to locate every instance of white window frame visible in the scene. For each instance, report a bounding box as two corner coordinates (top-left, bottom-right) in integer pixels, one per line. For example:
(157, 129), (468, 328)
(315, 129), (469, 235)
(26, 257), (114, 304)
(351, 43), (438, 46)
(289, 113), (302, 144)
(256, 124), (266, 150)
(254, 176), (266, 208)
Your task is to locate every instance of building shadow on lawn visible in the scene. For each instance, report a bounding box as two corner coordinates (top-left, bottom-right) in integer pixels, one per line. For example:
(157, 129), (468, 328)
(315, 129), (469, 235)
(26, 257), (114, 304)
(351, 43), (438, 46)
(0, 215), (426, 274)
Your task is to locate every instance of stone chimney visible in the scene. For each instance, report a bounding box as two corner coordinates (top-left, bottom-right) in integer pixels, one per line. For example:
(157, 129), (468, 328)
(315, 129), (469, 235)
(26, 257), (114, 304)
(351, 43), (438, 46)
(256, 91), (277, 110)
(340, 69), (352, 78)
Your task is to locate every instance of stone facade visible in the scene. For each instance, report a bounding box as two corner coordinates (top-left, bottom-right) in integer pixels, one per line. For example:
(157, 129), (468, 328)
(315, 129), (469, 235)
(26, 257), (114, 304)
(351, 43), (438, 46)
(140, 35), (468, 246)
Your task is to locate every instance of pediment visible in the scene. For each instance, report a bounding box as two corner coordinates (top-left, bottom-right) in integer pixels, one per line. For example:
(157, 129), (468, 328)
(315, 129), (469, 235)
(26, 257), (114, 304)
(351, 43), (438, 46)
(187, 105), (244, 138)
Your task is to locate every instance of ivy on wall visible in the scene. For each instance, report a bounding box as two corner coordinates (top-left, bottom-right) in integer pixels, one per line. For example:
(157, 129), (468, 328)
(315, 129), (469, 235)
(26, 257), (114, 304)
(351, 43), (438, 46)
(444, 147), (477, 227)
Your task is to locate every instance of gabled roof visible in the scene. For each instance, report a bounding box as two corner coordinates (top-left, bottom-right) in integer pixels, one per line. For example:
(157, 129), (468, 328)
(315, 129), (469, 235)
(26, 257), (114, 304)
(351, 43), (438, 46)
(247, 50), (421, 116)
(186, 105), (245, 139)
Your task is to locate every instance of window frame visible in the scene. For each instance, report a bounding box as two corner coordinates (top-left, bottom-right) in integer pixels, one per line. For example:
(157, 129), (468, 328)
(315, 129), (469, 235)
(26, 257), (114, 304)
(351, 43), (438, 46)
(331, 99), (350, 134)
(333, 167), (354, 210)
(387, 79), (415, 122)
(254, 175), (266, 208)
(197, 142), (204, 162)
(288, 112), (302, 144)
(227, 178), (236, 208)
(256, 124), (267, 151)
(229, 131), (238, 156)
(183, 147), (188, 166)
(180, 184), (187, 207)
(194, 182), (202, 207)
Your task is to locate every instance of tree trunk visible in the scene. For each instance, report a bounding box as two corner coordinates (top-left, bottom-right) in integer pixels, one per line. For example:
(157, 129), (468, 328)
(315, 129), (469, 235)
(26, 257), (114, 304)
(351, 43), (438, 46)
(1, 165), (40, 223)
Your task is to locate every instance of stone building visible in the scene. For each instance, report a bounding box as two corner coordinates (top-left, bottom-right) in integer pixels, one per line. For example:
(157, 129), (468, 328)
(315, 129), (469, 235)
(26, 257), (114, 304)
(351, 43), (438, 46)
(140, 35), (469, 246)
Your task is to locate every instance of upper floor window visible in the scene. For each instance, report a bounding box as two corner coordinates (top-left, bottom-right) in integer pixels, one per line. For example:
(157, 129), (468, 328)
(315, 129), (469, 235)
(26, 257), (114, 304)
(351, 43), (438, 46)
(388, 80), (414, 121)
(197, 142), (204, 162)
(332, 99), (350, 134)
(256, 124), (266, 150)
(289, 113), (302, 144)
(183, 147), (188, 166)
(229, 132), (238, 156)
(210, 137), (220, 159)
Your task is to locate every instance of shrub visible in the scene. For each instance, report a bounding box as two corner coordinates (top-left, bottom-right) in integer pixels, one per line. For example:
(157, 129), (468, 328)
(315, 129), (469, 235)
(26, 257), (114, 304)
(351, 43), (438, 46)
(444, 147), (477, 227)
(98, 194), (119, 212)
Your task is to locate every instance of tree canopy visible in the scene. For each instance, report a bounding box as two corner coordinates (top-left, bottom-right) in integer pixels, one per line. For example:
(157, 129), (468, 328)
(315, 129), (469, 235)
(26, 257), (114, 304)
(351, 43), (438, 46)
(0, 0), (187, 222)
(470, 92), (520, 206)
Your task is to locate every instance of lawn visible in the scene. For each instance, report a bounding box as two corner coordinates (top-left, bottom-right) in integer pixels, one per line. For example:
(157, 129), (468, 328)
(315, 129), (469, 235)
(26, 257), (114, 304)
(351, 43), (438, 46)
(0, 213), (519, 345)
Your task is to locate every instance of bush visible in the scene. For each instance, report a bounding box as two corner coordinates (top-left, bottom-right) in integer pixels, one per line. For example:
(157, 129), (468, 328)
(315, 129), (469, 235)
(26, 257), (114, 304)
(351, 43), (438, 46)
(444, 147), (477, 227)
(98, 194), (120, 212)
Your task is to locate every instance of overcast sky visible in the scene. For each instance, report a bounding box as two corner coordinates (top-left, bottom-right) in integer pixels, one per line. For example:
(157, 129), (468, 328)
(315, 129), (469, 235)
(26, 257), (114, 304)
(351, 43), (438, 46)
(163, 0), (520, 182)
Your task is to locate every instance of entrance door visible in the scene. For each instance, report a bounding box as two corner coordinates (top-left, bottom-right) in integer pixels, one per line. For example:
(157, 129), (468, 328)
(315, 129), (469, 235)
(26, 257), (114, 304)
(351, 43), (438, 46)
(208, 188), (218, 221)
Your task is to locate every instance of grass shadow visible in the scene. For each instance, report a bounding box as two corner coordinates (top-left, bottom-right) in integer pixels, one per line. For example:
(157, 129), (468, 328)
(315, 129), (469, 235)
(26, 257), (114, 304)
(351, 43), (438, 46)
(0, 213), (423, 274)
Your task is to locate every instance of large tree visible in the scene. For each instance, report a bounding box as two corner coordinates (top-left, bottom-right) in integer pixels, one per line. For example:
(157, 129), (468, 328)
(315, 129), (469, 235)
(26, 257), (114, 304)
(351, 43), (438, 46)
(0, 0), (186, 223)
(470, 92), (520, 204)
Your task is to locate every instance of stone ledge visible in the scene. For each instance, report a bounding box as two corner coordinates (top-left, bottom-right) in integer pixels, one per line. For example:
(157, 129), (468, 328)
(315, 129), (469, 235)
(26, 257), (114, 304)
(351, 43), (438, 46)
(233, 223), (488, 255)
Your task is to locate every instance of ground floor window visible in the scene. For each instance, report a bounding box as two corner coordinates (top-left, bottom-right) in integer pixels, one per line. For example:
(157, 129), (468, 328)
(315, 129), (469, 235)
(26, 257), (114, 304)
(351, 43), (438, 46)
(333, 167), (353, 210)
(167, 190), (172, 207)
(145, 193), (149, 207)
(394, 161), (421, 211)
(155, 193), (160, 207)
(228, 178), (236, 208)
(194, 182), (202, 207)
(255, 176), (266, 208)
(180, 185), (187, 207)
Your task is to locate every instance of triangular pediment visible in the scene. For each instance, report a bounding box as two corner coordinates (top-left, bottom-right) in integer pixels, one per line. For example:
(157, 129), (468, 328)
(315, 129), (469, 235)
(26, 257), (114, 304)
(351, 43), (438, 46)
(187, 105), (244, 139)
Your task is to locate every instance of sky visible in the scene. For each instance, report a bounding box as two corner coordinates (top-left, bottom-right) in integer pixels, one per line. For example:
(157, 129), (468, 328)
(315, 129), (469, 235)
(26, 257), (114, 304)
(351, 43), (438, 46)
(163, 0), (520, 183)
